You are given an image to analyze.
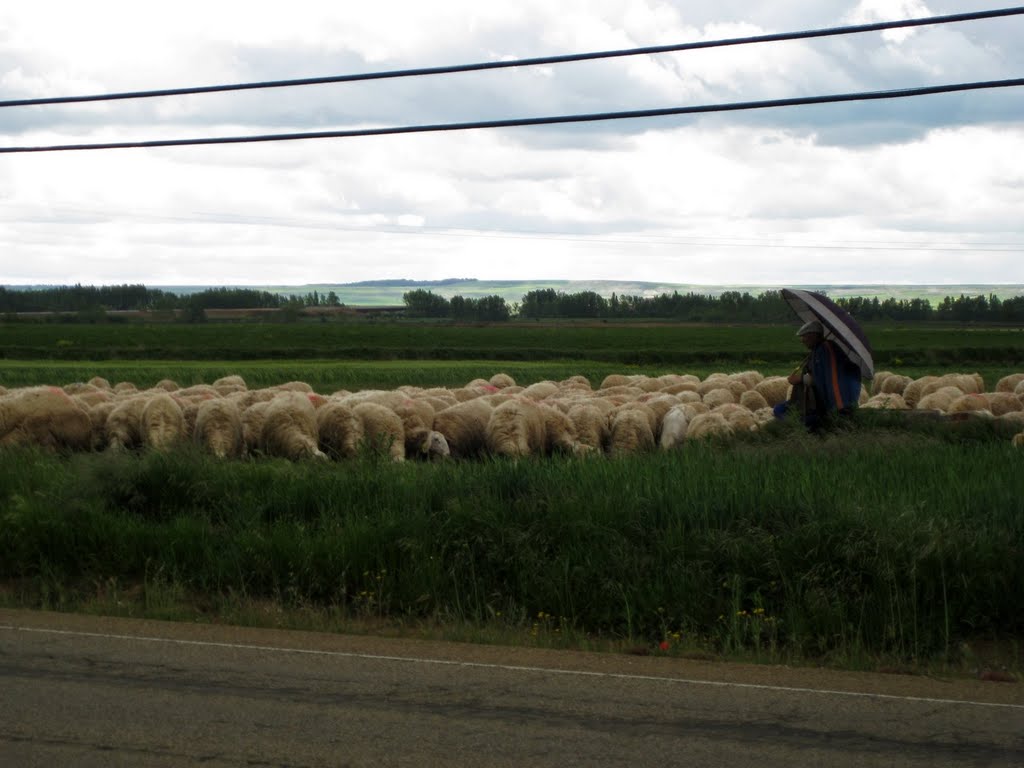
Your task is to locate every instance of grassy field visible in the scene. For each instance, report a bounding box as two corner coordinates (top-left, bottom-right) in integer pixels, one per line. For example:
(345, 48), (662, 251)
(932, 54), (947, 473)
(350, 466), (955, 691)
(1, 320), (1022, 675)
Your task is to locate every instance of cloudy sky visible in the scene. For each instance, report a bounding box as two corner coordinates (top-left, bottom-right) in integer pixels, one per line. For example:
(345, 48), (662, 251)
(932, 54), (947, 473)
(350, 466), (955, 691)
(1, 0), (1022, 287)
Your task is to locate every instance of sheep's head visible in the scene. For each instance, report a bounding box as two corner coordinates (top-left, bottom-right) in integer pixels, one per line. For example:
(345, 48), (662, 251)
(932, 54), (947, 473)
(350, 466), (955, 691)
(421, 430), (450, 460)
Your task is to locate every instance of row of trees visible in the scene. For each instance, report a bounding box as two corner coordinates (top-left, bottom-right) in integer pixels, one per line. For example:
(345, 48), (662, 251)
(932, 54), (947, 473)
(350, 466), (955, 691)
(3, 283), (1022, 323)
(405, 288), (1024, 323)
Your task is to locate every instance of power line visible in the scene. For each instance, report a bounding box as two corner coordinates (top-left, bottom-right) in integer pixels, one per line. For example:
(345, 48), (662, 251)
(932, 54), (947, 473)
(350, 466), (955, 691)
(1, 6), (1022, 108)
(2, 77), (1022, 154)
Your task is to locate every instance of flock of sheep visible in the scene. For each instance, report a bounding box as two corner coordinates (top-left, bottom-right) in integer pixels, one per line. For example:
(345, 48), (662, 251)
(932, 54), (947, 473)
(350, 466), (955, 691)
(1, 369), (1023, 460)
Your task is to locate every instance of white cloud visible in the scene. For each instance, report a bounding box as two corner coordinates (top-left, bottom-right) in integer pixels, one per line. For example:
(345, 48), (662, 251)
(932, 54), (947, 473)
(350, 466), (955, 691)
(0, 1), (1022, 287)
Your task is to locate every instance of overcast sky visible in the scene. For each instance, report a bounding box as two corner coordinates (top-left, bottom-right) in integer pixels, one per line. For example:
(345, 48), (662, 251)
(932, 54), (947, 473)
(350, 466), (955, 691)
(1, 0), (1022, 287)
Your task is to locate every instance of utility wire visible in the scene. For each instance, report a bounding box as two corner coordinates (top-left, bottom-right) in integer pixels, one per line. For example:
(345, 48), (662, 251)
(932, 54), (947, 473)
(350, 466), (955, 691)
(2, 77), (1022, 154)
(1, 6), (1022, 108)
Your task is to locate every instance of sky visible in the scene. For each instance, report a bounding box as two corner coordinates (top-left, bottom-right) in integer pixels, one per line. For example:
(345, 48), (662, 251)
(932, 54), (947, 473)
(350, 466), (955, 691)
(1, 0), (1023, 288)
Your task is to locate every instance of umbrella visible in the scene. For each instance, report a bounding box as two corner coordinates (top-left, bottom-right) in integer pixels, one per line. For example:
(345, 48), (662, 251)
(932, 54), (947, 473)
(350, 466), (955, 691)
(781, 288), (875, 380)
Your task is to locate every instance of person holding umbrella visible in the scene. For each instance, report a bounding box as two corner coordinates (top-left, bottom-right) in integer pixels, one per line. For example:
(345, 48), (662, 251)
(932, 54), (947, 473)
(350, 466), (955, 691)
(774, 318), (863, 429)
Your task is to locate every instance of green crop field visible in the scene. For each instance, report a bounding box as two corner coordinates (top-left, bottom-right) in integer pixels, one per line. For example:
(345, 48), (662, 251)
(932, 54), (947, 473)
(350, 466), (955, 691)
(1, 319), (1022, 675)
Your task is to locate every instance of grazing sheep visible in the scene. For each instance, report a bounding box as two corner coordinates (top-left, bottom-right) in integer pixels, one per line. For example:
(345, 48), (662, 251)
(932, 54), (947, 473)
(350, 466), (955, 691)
(947, 393), (991, 415)
(703, 388), (736, 409)
(739, 390), (769, 412)
(485, 399), (546, 458)
(489, 373), (516, 389)
(274, 380), (315, 393)
(559, 375), (592, 391)
(879, 374), (913, 395)
(113, 381), (138, 394)
(0, 386), (93, 452)
(599, 374), (633, 390)
(660, 381), (700, 395)
(241, 400), (275, 455)
(141, 392), (186, 450)
(871, 371), (895, 396)
(916, 386), (965, 413)
(754, 377), (791, 407)
(687, 412), (733, 440)
(983, 392), (1023, 417)
(902, 376), (938, 408)
(521, 381), (560, 401)
(995, 373), (1024, 393)
(920, 374), (982, 399)
(316, 401), (363, 459)
(1015, 379), (1024, 397)
(538, 402), (586, 455)
(659, 405), (690, 450)
(88, 376), (112, 391)
(567, 403), (609, 452)
(153, 378), (180, 393)
(352, 402), (405, 461)
(105, 395), (149, 450)
(194, 398), (243, 458)
(433, 398), (494, 459)
(86, 400), (118, 451)
(712, 403), (757, 432)
(862, 394), (909, 410)
(260, 391), (327, 461)
(607, 407), (656, 456)
(1013, 432), (1024, 448)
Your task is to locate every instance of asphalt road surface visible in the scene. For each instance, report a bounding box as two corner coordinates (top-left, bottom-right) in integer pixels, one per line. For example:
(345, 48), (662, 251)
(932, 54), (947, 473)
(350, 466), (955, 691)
(1, 609), (1021, 767)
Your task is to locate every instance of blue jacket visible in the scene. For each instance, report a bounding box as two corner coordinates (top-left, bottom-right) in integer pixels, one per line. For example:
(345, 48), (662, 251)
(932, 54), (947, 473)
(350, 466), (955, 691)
(808, 339), (861, 414)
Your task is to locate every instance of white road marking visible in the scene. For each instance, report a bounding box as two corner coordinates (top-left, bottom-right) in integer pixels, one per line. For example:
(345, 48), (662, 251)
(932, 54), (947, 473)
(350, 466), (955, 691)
(3, 623), (1021, 710)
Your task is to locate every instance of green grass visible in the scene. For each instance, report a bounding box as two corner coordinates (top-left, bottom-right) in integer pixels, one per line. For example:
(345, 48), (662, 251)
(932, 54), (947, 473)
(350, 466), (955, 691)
(3, 319), (1022, 368)
(1, 415), (1021, 673)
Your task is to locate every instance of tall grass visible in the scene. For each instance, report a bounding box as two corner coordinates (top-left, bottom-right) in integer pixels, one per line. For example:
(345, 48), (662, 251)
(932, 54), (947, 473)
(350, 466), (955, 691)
(2, 421), (1021, 666)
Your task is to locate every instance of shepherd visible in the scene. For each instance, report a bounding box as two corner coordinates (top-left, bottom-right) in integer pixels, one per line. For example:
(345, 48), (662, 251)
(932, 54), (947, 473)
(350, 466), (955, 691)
(774, 288), (874, 430)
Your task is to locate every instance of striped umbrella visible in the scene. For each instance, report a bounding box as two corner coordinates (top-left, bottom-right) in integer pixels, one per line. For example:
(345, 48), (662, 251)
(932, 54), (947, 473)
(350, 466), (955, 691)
(781, 288), (875, 380)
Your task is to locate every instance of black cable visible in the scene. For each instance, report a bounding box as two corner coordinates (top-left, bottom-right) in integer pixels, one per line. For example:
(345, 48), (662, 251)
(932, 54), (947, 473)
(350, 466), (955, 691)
(1, 7), (1022, 108)
(2, 77), (1021, 154)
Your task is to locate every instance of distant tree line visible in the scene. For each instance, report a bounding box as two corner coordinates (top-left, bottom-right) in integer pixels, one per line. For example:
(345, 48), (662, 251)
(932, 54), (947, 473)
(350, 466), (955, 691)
(3, 283), (1022, 323)
(406, 288), (1024, 323)
(0, 284), (343, 318)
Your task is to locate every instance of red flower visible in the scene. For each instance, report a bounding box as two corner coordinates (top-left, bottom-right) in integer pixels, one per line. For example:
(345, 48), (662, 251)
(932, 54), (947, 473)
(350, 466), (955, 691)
(659, 640), (670, 651)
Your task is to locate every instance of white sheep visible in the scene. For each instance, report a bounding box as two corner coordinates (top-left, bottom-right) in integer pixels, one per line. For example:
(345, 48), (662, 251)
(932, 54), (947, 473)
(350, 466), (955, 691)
(916, 386), (965, 413)
(862, 393), (909, 410)
(194, 398), (244, 458)
(432, 398), (495, 459)
(606, 407), (656, 456)
(739, 389), (769, 411)
(983, 392), (1023, 417)
(687, 412), (733, 440)
(0, 386), (93, 452)
(489, 372), (517, 389)
(658, 405), (690, 450)
(316, 401), (362, 459)
(105, 395), (149, 450)
(754, 377), (790, 407)
(902, 376), (938, 409)
(879, 374), (913, 395)
(485, 398), (546, 458)
(567, 402), (609, 453)
(259, 391), (327, 461)
(711, 403), (758, 432)
(520, 381), (560, 401)
(141, 392), (186, 450)
(352, 401), (406, 461)
(702, 388), (736, 409)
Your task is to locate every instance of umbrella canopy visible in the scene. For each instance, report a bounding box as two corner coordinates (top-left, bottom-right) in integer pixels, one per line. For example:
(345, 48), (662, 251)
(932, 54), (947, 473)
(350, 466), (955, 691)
(781, 288), (875, 380)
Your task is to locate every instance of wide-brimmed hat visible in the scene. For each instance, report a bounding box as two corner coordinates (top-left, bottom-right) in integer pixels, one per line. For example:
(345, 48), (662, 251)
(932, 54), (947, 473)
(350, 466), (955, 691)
(796, 320), (823, 336)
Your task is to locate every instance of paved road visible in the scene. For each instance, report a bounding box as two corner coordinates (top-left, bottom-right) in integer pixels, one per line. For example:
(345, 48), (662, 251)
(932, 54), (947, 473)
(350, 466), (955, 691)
(1, 609), (1021, 767)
